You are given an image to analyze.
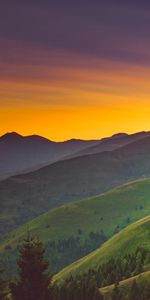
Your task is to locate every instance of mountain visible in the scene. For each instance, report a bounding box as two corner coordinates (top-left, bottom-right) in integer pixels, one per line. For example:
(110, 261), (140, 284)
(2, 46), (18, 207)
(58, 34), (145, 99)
(1, 131), (150, 180)
(66, 131), (150, 158)
(2, 134), (150, 236)
(54, 215), (150, 282)
(1, 178), (150, 277)
(0, 132), (98, 179)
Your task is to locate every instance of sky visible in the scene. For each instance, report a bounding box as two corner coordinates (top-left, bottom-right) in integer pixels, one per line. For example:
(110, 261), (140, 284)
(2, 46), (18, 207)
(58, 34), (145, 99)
(1, 1), (150, 141)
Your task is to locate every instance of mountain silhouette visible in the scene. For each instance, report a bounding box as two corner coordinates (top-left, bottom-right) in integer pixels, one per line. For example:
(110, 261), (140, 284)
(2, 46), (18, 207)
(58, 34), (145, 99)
(0, 132), (98, 179)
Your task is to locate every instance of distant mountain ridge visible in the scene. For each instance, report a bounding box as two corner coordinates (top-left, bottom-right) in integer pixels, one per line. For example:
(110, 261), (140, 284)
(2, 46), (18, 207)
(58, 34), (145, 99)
(2, 133), (150, 236)
(0, 132), (98, 179)
(67, 131), (150, 158)
(1, 131), (150, 180)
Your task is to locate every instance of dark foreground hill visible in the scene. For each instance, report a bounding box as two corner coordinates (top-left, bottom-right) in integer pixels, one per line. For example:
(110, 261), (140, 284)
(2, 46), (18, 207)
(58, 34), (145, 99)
(1, 178), (150, 277)
(1, 135), (150, 236)
(0, 132), (98, 179)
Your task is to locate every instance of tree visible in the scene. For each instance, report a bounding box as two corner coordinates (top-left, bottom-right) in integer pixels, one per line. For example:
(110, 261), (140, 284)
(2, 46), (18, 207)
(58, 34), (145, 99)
(129, 280), (140, 300)
(0, 269), (7, 300)
(112, 283), (122, 300)
(135, 252), (143, 275)
(55, 276), (103, 300)
(11, 234), (52, 300)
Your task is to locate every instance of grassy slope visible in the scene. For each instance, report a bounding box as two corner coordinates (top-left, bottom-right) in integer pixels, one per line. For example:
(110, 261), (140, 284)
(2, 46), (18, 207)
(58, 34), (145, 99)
(100, 271), (150, 300)
(2, 135), (150, 237)
(1, 178), (150, 276)
(55, 215), (150, 282)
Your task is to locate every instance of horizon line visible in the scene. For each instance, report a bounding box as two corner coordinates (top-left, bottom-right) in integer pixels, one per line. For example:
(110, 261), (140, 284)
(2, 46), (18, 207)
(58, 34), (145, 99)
(0, 130), (149, 143)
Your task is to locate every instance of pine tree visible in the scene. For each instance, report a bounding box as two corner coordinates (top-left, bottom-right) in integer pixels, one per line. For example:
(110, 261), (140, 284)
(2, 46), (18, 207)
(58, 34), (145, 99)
(0, 269), (7, 300)
(129, 280), (140, 300)
(135, 252), (143, 275)
(55, 276), (103, 300)
(11, 234), (52, 300)
(112, 283), (122, 300)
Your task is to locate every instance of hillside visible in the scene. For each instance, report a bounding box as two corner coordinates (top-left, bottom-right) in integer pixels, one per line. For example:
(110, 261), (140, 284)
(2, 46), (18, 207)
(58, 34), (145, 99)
(1, 179), (150, 277)
(55, 215), (150, 282)
(0, 132), (97, 179)
(100, 271), (150, 300)
(2, 135), (150, 236)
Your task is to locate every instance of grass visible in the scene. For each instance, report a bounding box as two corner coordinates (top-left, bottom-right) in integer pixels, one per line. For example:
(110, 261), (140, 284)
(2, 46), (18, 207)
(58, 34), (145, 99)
(54, 215), (150, 283)
(1, 178), (150, 277)
(100, 271), (150, 299)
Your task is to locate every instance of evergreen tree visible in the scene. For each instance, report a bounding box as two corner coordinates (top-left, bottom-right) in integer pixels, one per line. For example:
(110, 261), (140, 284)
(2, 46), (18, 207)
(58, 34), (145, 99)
(55, 276), (103, 300)
(129, 280), (140, 300)
(11, 234), (52, 300)
(111, 283), (122, 300)
(141, 280), (150, 300)
(0, 269), (7, 300)
(135, 252), (143, 275)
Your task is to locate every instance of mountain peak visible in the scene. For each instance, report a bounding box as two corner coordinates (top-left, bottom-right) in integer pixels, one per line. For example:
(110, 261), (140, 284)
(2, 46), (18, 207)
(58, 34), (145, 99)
(1, 132), (23, 141)
(111, 133), (128, 139)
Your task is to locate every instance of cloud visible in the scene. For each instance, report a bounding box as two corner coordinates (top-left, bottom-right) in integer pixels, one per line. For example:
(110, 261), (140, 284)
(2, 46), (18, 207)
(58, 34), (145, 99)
(0, 1), (150, 66)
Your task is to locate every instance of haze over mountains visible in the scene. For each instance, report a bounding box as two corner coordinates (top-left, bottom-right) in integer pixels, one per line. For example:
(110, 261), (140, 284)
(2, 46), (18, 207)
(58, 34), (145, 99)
(1, 131), (150, 236)
(1, 131), (150, 180)
(0, 132), (98, 179)
(70, 131), (150, 157)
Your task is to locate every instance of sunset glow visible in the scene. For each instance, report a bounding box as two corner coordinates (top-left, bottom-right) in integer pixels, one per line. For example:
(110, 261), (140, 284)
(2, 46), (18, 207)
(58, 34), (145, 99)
(1, 1), (150, 140)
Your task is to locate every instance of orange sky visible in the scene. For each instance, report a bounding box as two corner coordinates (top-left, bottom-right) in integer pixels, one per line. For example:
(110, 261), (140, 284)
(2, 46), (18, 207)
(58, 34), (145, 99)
(1, 2), (150, 141)
(1, 51), (150, 141)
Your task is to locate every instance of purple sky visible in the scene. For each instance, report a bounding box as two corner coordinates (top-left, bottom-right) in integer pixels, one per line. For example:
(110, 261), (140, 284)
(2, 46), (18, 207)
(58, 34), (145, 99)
(1, 1), (150, 140)
(1, 1), (150, 66)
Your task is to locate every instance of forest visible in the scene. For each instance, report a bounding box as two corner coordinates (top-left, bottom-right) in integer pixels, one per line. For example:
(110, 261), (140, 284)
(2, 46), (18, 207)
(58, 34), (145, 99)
(1, 235), (150, 300)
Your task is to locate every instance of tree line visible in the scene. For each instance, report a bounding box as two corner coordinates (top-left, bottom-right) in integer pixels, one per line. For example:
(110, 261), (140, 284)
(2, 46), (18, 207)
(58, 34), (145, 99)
(111, 279), (150, 300)
(0, 235), (103, 300)
(45, 229), (107, 272)
(1, 235), (150, 299)
(81, 247), (148, 288)
(1, 229), (107, 277)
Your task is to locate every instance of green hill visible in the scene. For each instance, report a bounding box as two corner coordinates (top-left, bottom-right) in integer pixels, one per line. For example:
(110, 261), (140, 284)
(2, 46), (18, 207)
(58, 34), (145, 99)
(100, 271), (150, 300)
(55, 215), (150, 283)
(1, 178), (150, 278)
(2, 135), (150, 237)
